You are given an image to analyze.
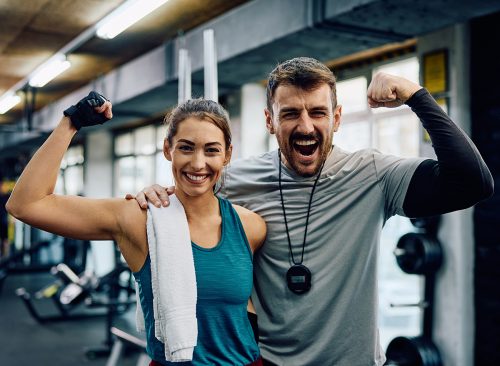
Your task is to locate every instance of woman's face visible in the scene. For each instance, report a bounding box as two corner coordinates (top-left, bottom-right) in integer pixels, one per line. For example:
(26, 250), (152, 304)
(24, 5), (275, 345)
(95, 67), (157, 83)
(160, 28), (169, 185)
(165, 117), (231, 198)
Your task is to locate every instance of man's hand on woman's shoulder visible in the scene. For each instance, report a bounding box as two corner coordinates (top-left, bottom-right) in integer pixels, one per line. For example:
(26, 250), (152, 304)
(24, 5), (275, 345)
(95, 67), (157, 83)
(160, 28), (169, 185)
(125, 184), (174, 209)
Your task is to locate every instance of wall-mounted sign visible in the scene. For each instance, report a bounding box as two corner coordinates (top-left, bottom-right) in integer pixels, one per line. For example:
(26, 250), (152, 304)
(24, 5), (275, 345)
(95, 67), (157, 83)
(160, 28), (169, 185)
(423, 50), (448, 94)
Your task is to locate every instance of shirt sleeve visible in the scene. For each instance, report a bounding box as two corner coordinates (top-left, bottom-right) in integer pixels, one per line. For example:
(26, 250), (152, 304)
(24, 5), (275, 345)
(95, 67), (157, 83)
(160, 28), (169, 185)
(373, 152), (425, 219)
(402, 89), (494, 217)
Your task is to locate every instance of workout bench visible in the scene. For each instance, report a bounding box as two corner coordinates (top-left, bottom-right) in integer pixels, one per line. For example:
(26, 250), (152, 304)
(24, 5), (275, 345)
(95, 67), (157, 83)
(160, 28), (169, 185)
(106, 326), (150, 366)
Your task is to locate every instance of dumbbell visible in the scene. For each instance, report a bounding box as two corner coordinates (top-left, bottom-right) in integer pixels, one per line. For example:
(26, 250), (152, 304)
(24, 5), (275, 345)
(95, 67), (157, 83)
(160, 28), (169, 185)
(385, 336), (442, 366)
(393, 233), (443, 275)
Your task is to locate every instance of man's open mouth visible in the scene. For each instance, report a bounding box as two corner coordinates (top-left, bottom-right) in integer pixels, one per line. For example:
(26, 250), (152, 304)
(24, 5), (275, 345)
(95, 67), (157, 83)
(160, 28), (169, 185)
(293, 139), (319, 156)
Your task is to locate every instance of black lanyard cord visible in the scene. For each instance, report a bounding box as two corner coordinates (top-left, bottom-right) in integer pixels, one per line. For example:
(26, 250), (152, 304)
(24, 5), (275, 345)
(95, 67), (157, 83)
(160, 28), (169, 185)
(278, 150), (325, 265)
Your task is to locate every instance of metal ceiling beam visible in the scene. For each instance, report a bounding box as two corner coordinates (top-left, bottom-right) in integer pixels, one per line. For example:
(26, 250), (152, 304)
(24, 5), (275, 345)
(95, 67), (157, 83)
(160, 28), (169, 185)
(3, 0), (500, 150)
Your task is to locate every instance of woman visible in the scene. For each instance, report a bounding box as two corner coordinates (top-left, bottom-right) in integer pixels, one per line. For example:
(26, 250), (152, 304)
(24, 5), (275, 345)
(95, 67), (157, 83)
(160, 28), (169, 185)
(6, 93), (266, 365)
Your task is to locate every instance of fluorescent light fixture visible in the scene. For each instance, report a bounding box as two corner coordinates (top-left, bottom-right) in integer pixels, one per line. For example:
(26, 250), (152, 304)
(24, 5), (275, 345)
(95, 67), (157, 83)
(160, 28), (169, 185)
(0, 93), (21, 114)
(96, 0), (169, 40)
(29, 54), (71, 88)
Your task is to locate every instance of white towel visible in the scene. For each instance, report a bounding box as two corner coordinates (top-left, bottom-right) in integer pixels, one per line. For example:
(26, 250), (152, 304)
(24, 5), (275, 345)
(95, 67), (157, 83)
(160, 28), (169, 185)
(135, 194), (198, 362)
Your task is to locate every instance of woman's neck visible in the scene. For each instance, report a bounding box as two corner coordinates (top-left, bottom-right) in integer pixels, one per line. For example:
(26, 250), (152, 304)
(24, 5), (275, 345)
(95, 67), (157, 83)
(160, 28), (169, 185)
(174, 189), (219, 220)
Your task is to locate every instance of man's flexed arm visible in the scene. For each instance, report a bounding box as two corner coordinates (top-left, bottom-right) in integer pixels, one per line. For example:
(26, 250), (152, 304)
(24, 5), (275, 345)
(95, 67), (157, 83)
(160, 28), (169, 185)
(368, 72), (493, 217)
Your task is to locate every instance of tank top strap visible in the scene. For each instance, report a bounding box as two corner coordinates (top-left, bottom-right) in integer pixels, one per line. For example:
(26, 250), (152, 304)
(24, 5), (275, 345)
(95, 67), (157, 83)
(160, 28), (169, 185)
(217, 196), (253, 259)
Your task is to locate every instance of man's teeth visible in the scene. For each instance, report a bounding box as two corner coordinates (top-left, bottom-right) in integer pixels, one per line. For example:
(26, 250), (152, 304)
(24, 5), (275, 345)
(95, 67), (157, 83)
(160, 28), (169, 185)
(295, 140), (317, 146)
(186, 174), (206, 181)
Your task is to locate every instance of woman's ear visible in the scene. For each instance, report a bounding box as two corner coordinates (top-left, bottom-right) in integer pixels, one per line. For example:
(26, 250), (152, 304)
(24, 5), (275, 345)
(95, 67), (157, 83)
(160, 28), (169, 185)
(224, 144), (233, 166)
(163, 138), (172, 161)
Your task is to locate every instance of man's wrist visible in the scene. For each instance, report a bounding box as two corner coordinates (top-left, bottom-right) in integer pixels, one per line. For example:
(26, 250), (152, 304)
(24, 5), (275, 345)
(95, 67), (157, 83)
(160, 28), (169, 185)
(405, 87), (428, 106)
(405, 86), (423, 102)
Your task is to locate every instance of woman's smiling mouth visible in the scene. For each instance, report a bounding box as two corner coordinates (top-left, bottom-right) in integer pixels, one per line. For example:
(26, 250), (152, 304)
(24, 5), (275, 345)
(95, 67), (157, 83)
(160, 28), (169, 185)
(184, 172), (210, 183)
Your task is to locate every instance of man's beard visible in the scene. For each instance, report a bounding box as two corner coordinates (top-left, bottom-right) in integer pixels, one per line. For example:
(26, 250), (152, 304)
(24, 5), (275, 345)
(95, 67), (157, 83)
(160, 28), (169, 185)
(280, 132), (332, 177)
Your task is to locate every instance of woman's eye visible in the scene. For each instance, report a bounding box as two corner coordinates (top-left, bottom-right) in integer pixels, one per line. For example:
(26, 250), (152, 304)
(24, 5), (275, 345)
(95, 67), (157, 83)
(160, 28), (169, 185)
(178, 145), (193, 151)
(206, 148), (220, 153)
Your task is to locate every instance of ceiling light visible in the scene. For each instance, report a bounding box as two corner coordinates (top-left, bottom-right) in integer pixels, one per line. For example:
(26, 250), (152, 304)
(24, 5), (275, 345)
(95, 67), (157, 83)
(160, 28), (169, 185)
(29, 54), (71, 88)
(0, 93), (22, 114)
(96, 0), (169, 40)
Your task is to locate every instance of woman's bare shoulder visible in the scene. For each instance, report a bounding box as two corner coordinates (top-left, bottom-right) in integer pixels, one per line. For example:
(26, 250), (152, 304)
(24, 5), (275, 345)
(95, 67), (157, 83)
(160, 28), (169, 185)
(232, 204), (266, 252)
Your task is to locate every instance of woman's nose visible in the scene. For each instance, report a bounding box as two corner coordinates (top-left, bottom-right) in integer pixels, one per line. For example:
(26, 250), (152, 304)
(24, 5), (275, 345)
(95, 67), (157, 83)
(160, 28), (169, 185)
(190, 151), (205, 170)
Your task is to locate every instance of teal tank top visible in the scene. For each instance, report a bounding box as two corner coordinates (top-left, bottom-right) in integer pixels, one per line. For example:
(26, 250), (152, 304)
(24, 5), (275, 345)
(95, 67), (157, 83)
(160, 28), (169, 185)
(133, 197), (260, 365)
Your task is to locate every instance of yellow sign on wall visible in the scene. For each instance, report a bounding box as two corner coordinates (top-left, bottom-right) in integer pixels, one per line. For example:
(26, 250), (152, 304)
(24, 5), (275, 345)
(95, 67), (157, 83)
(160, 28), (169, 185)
(1, 180), (15, 194)
(423, 50), (447, 94)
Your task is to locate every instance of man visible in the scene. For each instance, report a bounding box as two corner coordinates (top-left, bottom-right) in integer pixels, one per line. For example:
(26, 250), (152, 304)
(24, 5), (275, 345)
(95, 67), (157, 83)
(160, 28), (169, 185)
(132, 57), (493, 365)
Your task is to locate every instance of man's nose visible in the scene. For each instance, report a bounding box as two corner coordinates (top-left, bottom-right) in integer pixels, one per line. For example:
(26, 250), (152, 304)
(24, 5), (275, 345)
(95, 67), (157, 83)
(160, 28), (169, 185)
(296, 112), (315, 134)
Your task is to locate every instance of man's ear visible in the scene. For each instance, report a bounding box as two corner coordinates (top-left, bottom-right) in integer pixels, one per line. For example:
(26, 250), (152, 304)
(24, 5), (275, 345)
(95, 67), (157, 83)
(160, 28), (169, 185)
(265, 108), (275, 134)
(224, 144), (233, 166)
(163, 138), (172, 161)
(333, 105), (342, 132)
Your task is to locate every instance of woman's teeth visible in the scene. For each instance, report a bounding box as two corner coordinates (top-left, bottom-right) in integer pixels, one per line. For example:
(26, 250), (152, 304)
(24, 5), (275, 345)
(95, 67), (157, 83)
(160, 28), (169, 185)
(186, 174), (206, 181)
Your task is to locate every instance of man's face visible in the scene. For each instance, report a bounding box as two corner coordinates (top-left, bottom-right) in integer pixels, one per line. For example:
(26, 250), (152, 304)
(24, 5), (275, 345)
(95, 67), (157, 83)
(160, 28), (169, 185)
(265, 83), (341, 177)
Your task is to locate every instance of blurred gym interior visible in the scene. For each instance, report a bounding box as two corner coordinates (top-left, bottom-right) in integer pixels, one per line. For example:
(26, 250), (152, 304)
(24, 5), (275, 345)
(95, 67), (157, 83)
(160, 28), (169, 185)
(1, 1), (499, 365)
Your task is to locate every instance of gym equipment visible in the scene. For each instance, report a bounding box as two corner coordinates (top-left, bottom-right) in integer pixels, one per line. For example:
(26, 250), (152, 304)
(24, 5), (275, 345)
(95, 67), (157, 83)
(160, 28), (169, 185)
(0, 240), (53, 294)
(410, 217), (440, 236)
(106, 327), (149, 366)
(394, 233), (442, 275)
(16, 262), (133, 324)
(83, 263), (137, 359)
(386, 336), (442, 366)
(0, 237), (89, 294)
(17, 259), (136, 360)
(385, 216), (443, 366)
(0, 240), (53, 272)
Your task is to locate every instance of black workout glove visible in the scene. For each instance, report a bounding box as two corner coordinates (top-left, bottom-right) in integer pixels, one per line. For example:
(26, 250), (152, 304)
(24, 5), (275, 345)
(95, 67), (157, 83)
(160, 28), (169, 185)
(63, 91), (110, 130)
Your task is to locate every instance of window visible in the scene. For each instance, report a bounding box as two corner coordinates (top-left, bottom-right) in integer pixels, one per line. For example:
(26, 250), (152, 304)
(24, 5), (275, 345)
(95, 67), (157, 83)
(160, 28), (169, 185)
(337, 76), (368, 113)
(113, 124), (173, 198)
(375, 113), (420, 157)
(56, 145), (84, 195)
(336, 56), (422, 349)
(335, 76), (371, 151)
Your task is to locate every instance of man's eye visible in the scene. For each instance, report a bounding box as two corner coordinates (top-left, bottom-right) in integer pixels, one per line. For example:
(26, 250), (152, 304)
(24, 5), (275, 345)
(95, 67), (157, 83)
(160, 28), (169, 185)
(311, 111), (326, 117)
(282, 112), (298, 119)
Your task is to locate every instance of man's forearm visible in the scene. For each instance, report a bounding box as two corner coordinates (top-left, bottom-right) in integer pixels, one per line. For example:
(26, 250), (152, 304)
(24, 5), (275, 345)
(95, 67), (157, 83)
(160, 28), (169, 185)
(403, 89), (493, 217)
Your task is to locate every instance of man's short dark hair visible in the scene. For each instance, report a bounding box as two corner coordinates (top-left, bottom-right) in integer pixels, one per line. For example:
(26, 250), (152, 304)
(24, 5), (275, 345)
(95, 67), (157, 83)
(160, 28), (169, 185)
(266, 57), (337, 114)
